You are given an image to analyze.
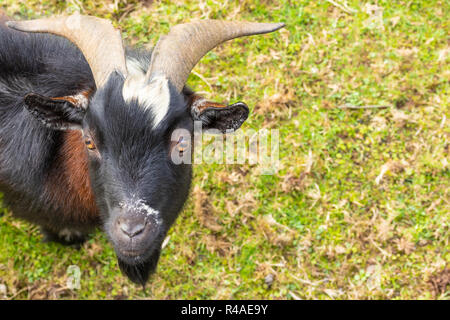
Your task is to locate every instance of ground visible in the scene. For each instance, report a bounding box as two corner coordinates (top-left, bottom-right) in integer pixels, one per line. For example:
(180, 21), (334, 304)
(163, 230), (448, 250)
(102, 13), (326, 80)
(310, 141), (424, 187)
(0, 0), (448, 299)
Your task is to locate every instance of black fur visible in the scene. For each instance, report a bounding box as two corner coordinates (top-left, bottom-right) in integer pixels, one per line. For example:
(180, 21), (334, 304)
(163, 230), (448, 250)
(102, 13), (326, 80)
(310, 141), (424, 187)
(0, 23), (97, 234)
(40, 227), (87, 249)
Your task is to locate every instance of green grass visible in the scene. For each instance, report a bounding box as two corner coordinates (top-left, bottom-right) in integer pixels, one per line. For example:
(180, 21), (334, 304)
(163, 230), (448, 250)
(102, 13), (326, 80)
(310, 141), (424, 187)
(0, 0), (448, 299)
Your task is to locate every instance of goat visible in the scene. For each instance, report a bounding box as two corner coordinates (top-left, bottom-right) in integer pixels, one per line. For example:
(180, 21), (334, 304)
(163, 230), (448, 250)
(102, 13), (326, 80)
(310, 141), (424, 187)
(0, 13), (284, 285)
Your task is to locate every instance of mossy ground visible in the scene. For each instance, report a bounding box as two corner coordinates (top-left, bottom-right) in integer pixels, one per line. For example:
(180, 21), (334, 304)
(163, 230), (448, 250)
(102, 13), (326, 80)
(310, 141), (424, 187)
(0, 0), (448, 299)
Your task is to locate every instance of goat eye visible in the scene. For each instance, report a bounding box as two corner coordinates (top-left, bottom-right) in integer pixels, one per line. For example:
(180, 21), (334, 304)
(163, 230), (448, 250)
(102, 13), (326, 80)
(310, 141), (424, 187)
(84, 138), (96, 150)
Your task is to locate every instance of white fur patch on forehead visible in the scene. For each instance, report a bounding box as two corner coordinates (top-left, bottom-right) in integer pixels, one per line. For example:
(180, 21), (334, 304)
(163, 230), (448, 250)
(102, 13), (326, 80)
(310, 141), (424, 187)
(122, 74), (171, 129)
(126, 58), (146, 77)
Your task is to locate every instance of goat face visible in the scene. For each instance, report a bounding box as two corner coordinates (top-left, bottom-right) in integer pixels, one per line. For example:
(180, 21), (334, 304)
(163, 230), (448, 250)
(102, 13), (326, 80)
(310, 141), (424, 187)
(85, 74), (193, 282)
(23, 70), (248, 284)
(8, 15), (284, 285)
(24, 72), (192, 284)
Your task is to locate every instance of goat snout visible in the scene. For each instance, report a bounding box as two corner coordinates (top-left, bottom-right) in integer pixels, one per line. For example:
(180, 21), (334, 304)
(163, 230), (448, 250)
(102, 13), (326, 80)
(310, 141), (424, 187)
(116, 216), (146, 239)
(109, 203), (162, 259)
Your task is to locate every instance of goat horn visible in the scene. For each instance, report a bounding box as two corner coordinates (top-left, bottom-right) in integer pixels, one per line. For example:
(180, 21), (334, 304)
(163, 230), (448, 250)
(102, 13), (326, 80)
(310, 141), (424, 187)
(146, 20), (285, 93)
(6, 14), (127, 88)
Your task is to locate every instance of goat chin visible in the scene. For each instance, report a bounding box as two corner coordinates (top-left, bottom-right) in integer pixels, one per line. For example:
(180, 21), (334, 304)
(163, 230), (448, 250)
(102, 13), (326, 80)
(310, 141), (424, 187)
(117, 248), (161, 286)
(114, 230), (165, 285)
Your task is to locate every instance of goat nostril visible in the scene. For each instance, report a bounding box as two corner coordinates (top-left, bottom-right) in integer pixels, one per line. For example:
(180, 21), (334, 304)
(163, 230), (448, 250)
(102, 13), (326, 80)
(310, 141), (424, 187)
(118, 220), (146, 238)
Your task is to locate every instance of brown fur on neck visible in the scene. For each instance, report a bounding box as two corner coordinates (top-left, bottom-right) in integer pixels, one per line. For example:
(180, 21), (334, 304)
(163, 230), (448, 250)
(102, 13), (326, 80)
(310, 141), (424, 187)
(45, 131), (100, 227)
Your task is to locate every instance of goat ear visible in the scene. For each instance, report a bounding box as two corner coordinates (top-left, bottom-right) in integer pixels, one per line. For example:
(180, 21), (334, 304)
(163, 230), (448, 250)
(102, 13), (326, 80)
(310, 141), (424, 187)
(24, 93), (87, 131)
(190, 96), (249, 133)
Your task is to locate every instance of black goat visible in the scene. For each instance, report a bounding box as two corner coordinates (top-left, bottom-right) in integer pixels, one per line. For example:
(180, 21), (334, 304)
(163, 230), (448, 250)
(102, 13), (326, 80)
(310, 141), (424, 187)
(0, 13), (284, 285)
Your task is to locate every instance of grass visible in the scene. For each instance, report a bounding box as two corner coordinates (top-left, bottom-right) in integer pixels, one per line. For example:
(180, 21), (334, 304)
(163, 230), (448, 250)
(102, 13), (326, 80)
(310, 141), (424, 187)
(0, 0), (448, 299)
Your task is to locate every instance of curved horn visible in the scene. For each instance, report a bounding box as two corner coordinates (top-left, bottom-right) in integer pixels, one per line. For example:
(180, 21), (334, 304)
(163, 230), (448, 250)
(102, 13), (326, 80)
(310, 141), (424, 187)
(146, 20), (285, 92)
(6, 14), (128, 88)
